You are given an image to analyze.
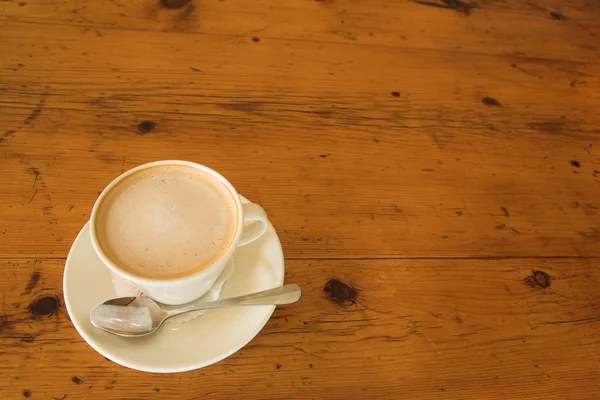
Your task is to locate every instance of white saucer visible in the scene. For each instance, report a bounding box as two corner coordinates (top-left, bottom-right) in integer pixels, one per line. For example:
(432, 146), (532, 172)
(63, 197), (284, 373)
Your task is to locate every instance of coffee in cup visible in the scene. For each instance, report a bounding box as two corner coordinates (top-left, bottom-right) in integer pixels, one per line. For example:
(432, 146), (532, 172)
(90, 161), (269, 305)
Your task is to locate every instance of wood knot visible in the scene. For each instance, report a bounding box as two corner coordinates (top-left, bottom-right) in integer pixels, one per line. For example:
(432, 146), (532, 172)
(524, 270), (553, 289)
(72, 376), (83, 384)
(444, 0), (475, 14)
(159, 0), (192, 9)
(549, 11), (567, 20)
(28, 295), (59, 318)
(324, 279), (357, 306)
(137, 121), (156, 134)
(482, 96), (501, 106)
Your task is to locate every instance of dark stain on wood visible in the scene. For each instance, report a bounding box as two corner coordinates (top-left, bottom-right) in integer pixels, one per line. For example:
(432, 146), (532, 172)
(220, 101), (263, 113)
(510, 63), (543, 79)
(0, 129), (16, 144)
(154, 388), (160, 392)
(501, 207), (509, 217)
(324, 279), (357, 306)
(42, 201), (53, 215)
(528, 121), (570, 136)
(571, 160), (580, 168)
(446, 0), (476, 15)
(24, 89), (49, 124)
(190, 67), (201, 72)
(28, 188), (39, 204)
(27, 167), (40, 190)
(252, 37), (260, 43)
(72, 376), (83, 384)
(137, 121), (156, 134)
(524, 270), (553, 289)
(579, 226), (600, 239)
(160, 0), (192, 9)
(276, 363), (281, 370)
(20, 335), (35, 343)
(0, 314), (14, 331)
(28, 188), (37, 204)
(412, 0), (475, 15)
(549, 11), (567, 20)
(28, 294), (59, 318)
(311, 109), (336, 119)
(456, 211), (463, 216)
(22, 271), (40, 295)
(391, 91), (400, 97)
(482, 96), (501, 106)
(24, 109), (41, 124)
(23, 390), (31, 398)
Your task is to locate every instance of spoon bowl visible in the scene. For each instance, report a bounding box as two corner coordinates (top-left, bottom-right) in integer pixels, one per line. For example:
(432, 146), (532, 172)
(91, 296), (169, 337)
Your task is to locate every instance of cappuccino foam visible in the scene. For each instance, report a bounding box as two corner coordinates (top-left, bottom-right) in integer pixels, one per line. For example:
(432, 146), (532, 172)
(95, 165), (238, 279)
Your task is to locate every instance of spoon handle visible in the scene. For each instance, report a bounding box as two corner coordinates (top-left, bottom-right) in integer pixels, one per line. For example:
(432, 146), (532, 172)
(168, 284), (302, 316)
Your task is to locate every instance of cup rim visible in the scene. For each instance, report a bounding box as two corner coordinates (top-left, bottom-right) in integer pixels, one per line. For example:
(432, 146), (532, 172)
(89, 160), (244, 285)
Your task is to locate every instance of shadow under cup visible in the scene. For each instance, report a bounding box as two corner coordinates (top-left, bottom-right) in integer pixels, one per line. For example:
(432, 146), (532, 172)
(89, 160), (268, 305)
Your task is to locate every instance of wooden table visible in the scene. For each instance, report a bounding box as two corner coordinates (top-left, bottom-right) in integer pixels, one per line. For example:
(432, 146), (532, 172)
(1, 0), (599, 398)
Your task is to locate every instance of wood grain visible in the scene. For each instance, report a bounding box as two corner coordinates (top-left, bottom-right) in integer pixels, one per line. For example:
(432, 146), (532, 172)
(1, 258), (599, 399)
(1, 0), (599, 62)
(1, 0), (600, 398)
(1, 21), (599, 258)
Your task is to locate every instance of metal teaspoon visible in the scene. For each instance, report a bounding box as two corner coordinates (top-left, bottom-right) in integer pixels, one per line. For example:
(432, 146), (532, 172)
(90, 284), (301, 337)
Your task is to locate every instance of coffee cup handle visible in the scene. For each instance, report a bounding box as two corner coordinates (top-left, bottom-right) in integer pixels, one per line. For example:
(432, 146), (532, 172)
(239, 203), (269, 246)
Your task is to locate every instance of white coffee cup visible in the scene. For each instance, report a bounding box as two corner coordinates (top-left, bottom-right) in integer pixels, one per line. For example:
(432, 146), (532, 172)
(89, 160), (269, 305)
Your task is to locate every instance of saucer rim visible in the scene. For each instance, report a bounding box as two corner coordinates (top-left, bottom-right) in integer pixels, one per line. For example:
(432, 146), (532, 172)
(63, 198), (284, 373)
